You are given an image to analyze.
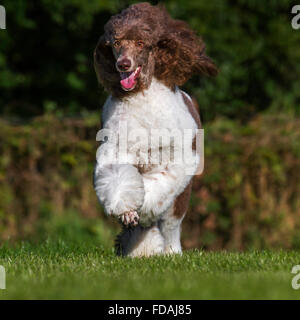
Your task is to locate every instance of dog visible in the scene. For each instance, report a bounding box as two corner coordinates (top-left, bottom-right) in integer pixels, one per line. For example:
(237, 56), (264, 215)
(93, 2), (217, 257)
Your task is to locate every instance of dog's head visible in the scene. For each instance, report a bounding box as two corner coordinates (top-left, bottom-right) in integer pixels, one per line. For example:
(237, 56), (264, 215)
(94, 3), (218, 97)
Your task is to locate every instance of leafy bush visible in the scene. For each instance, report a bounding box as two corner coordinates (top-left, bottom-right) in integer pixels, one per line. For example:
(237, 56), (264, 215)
(0, 114), (299, 249)
(184, 114), (300, 249)
(0, 0), (299, 120)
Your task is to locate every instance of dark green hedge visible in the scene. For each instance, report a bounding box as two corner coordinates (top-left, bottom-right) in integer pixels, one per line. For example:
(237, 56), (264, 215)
(0, 113), (299, 249)
(0, 0), (299, 120)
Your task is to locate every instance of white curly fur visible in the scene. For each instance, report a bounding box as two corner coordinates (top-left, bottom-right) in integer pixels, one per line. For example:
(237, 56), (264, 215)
(94, 164), (144, 216)
(94, 78), (199, 256)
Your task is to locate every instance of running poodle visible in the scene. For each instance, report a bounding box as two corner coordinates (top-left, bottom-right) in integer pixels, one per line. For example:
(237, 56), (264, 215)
(94, 2), (217, 257)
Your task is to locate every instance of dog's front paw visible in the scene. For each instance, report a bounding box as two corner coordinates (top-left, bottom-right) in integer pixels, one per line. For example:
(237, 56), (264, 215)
(119, 210), (139, 228)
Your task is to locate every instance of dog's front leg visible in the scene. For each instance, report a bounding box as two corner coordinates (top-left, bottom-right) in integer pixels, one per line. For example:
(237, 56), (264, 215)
(94, 162), (145, 221)
(138, 164), (193, 227)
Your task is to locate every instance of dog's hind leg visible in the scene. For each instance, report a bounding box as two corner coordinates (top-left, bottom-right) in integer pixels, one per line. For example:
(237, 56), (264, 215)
(115, 224), (164, 257)
(158, 182), (192, 254)
(158, 206), (185, 254)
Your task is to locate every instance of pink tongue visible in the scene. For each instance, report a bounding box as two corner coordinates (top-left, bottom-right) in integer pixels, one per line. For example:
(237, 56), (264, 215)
(120, 72), (136, 89)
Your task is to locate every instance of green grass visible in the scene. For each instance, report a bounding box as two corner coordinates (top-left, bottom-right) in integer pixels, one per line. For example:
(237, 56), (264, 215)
(1, 239), (300, 299)
(0, 212), (299, 299)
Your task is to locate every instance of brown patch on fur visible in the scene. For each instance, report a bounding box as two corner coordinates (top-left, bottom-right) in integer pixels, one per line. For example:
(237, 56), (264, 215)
(181, 92), (201, 153)
(134, 164), (153, 175)
(94, 3), (218, 97)
(181, 93), (201, 129)
(173, 181), (193, 218)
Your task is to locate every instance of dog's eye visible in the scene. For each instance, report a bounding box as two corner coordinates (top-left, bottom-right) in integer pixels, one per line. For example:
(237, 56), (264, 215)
(137, 40), (145, 48)
(113, 40), (120, 47)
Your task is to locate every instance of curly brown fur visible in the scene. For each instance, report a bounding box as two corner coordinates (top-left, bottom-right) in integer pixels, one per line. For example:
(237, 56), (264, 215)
(94, 2), (217, 97)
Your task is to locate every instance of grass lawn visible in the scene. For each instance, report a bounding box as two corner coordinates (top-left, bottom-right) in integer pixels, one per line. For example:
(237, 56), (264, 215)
(1, 238), (300, 299)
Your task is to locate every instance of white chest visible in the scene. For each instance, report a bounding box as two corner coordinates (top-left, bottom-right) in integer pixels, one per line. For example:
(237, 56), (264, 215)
(100, 79), (198, 167)
(102, 79), (197, 133)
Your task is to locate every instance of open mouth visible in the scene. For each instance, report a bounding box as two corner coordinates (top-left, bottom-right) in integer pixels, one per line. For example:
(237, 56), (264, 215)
(120, 66), (141, 91)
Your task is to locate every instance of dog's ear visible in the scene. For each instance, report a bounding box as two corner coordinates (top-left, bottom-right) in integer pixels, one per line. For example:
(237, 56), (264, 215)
(154, 31), (218, 87)
(193, 44), (218, 77)
(153, 37), (184, 88)
(94, 35), (119, 88)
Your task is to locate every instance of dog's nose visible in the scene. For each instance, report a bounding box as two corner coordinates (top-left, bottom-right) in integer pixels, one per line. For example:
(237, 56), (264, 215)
(117, 58), (131, 71)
